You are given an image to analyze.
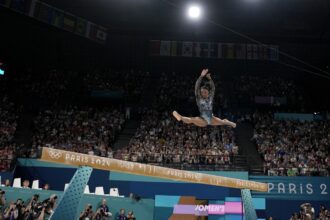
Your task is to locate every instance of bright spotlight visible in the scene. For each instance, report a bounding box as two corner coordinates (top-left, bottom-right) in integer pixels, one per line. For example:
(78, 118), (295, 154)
(187, 5), (201, 20)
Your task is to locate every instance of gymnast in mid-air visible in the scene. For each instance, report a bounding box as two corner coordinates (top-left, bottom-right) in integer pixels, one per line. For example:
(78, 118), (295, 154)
(173, 69), (236, 128)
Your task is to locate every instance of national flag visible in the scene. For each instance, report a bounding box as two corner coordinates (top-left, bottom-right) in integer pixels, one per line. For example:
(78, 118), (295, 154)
(182, 42), (193, 57)
(28, 0), (36, 17)
(160, 41), (171, 56)
(171, 41), (182, 57)
(252, 44), (259, 60)
(88, 22), (107, 43)
(75, 17), (87, 36)
(96, 27), (107, 41)
(209, 43), (218, 58)
(10, 0), (31, 14)
(226, 43), (235, 59)
(263, 46), (270, 60)
(149, 40), (161, 56)
(63, 12), (76, 32)
(170, 41), (177, 56)
(33, 1), (52, 23)
(246, 44), (253, 60)
(193, 42), (201, 57)
(51, 8), (63, 28)
(270, 45), (279, 61)
(218, 43), (224, 59)
(236, 44), (246, 59)
(200, 42), (210, 58)
(258, 45), (265, 60)
(176, 42), (183, 57)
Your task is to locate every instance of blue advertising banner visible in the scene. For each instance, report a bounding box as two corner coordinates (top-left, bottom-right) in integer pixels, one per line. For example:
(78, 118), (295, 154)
(250, 176), (330, 201)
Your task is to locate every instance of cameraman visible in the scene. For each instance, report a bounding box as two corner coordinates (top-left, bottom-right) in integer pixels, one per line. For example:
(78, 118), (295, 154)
(300, 203), (315, 220)
(97, 199), (112, 220)
(126, 211), (136, 220)
(23, 194), (40, 220)
(37, 194), (57, 220)
(4, 202), (18, 220)
(79, 204), (94, 220)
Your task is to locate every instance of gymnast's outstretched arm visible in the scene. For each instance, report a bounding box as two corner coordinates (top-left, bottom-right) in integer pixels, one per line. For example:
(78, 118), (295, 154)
(195, 69), (209, 98)
(206, 73), (215, 100)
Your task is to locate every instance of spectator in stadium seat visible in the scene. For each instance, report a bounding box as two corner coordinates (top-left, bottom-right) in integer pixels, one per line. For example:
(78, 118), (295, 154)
(3, 201), (19, 220)
(116, 208), (127, 220)
(43, 183), (50, 190)
(4, 179), (10, 187)
(22, 180), (30, 189)
(23, 194), (40, 220)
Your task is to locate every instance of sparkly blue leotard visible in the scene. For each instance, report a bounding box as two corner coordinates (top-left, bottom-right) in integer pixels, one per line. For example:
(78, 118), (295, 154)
(195, 76), (215, 125)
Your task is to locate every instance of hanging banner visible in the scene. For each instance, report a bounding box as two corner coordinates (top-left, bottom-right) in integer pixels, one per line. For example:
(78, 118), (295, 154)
(151, 40), (279, 61)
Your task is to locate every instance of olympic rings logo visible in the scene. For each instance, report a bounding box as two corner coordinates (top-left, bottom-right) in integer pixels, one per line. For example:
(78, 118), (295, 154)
(48, 149), (63, 159)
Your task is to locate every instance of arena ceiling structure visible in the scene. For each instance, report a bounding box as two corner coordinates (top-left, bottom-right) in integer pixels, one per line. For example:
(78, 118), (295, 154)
(41, 0), (330, 40)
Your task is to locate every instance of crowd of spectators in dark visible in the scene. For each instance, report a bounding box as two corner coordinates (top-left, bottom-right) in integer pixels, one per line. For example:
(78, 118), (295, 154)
(27, 106), (125, 158)
(231, 75), (304, 110)
(0, 94), (20, 171)
(83, 69), (149, 103)
(252, 112), (330, 176)
(114, 108), (238, 169)
(0, 73), (18, 171)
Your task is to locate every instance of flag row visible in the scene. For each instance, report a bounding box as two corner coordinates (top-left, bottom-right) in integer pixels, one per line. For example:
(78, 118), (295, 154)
(149, 40), (279, 61)
(0, 0), (107, 44)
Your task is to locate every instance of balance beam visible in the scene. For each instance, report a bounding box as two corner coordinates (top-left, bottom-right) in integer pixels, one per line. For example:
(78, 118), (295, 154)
(40, 147), (268, 192)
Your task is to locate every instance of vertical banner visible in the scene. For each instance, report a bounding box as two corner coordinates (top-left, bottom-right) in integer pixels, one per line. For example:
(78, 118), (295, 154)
(252, 44), (259, 60)
(236, 44), (246, 60)
(246, 44), (253, 60)
(160, 41), (171, 56)
(200, 42), (210, 58)
(258, 45), (265, 60)
(226, 43), (235, 59)
(176, 42), (183, 57)
(170, 41), (177, 57)
(209, 43), (218, 58)
(33, 1), (52, 23)
(75, 17), (87, 36)
(10, 0), (31, 14)
(263, 46), (270, 61)
(51, 8), (63, 28)
(182, 42), (193, 57)
(149, 40), (161, 56)
(193, 42), (201, 57)
(270, 45), (279, 61)
(28, 0), (36, 17)
(218, 43), (224, 59)
(88, 22), (107, 44)
(63, 12), (76, 32)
